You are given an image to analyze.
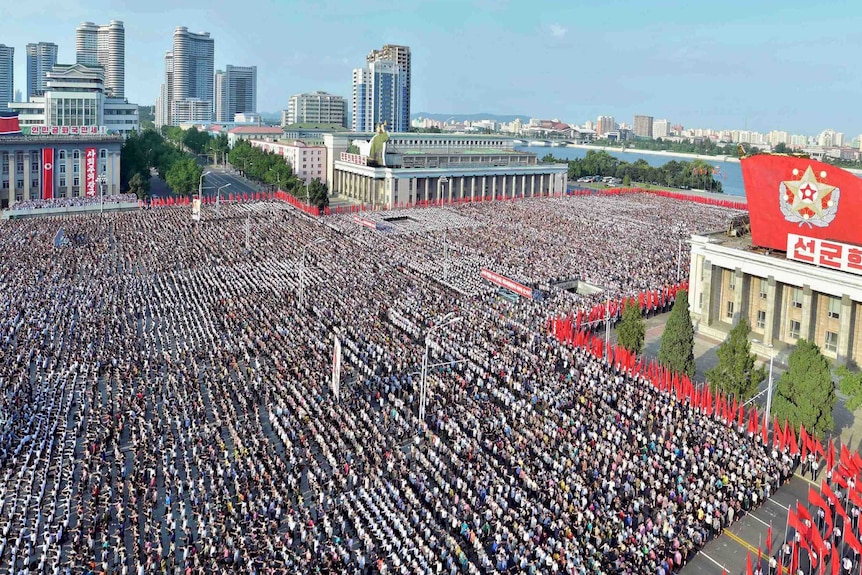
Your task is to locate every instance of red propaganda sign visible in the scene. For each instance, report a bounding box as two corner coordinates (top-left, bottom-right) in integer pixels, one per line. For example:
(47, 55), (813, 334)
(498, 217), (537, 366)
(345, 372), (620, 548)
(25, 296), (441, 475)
(41, 148), (54, 200)
(741, 155), (862, 251)
(85, 148), (98, 197)
(480, 269), (534, 299)
(340, 152), (368, 166)
(352, 215), (377, 230)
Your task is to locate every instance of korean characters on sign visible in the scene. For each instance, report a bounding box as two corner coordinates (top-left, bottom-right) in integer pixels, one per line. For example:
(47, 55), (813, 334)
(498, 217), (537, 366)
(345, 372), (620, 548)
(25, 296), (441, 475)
(787, 234), (862, 275)
(85, 148), (98, 197)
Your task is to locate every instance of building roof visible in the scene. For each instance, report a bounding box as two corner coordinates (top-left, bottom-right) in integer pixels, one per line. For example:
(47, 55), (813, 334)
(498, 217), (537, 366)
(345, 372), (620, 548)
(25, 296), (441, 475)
(228, 126), (284, 135)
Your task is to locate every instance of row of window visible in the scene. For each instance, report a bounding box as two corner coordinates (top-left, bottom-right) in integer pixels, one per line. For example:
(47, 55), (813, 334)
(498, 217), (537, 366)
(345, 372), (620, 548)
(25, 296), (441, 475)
(726, 299), (840, 352)
(730, 276), (843, 319)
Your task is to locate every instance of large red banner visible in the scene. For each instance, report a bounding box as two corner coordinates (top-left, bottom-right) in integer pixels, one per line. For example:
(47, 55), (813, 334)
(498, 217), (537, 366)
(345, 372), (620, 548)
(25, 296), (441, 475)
(741, 155), (862, 251)
(41, 148), (54, 200)
(480, 268), (534, 299)
(84, 147), (97, 197)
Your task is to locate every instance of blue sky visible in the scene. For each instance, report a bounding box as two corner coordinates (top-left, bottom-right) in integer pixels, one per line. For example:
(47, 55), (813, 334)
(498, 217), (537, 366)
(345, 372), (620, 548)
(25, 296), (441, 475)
(1, 0), (860, 136)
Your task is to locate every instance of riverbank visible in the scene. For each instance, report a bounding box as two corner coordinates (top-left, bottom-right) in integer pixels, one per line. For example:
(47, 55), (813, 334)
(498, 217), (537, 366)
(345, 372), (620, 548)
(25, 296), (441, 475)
(556, 143), (740, 164)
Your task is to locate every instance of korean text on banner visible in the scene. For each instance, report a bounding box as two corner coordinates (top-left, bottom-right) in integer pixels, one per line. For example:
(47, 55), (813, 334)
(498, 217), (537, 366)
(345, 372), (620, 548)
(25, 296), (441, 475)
(85, 148), (97, 197)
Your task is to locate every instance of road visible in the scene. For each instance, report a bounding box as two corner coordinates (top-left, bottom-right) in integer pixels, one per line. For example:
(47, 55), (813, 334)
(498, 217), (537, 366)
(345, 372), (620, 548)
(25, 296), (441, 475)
(680, 469), (846, 575)
(147, 166), (265, 201)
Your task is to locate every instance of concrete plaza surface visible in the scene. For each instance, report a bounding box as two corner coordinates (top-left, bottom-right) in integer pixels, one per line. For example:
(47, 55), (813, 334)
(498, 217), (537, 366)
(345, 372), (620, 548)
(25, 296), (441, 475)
(610, 312), (862, 574)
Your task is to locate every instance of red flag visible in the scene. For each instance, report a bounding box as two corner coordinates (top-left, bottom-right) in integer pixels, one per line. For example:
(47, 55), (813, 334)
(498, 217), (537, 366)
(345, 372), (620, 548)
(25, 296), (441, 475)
(847, 484), (862, 510)
(766, 524), (772, 551)
(801, 424), (809, 459)
(809, 486), (833, 537)
(773, 416), (782, 449)
(821, 481), (849, 522)
(746, 550), (753, 575)
(826, 438), (835, 473)
(761, 412), (769, 446)
(831, 547), (840, 575)
(846, 524), (862, 556)
(788, 424), (799, 456)
(790, 541), (798, 575)
(796, 501), (813, 526)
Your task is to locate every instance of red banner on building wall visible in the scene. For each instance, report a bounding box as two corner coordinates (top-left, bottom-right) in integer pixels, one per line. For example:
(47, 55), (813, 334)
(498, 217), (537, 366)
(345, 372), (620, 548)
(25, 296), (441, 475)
(85, 148), (97, 197)
(480, 268), (534, 299)
(741, 155), (862, 251)
(41, 148), (54, 200)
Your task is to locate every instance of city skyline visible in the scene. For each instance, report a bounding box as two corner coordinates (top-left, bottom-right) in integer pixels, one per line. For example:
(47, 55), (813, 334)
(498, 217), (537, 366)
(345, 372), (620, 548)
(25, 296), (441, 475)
(1, 0), (861, 135)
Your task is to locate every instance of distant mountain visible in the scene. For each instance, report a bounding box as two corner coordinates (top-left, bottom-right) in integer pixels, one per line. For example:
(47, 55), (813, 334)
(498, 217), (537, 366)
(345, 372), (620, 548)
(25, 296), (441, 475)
(412, 112), (530, 124)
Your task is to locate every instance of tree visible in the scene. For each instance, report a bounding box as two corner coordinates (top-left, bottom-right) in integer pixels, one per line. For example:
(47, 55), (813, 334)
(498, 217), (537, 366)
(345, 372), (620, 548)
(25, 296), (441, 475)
(772, 339), (835, 438)
(128, 172), (150, 200)
(837, 366), (862, 412)
(658, 289), (696, 378)
(622, 174), (631, 187)
(307, 178), (329, 212)
(165, 157), (202, 196)
(616, 299), (645, 355)
(705, 317), (766, 400)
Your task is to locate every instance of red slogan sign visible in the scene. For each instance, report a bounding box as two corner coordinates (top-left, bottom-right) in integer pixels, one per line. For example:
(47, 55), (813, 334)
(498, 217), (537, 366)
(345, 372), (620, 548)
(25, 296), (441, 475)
(41, 148), (54, 200)
(85, 148), (97, 197)
(480, 269), (534, 299)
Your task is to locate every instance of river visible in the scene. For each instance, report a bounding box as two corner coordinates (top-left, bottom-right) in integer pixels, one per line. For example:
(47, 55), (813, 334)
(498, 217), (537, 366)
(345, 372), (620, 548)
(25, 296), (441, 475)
(517, 145), (747, 197)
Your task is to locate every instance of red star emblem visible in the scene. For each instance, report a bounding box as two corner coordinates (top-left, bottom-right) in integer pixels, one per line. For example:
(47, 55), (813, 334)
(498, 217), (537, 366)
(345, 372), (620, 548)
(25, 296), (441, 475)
(800, 183), (817, 202)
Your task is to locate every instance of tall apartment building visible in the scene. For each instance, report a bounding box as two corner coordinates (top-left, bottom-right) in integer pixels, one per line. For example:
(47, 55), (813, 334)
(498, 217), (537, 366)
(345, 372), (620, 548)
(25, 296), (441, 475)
(652, 119), (670, 139)
(75, 21), (125, 98)
(352, 59), (408, 132)
(157, 28), (214, 125)
(214, 65), (256, 123)
(0, 45), (13, 111)
(25, 42), (58, 99)
(596, 116), (615, 136)
(285, 91), (346, 127)
(366, 44), (411, 123)
(632, 115), (654, 138)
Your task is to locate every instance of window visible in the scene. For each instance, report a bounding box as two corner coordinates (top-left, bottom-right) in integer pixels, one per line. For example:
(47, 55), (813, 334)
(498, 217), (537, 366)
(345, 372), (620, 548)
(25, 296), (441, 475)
(789, 320), (801, 339)
(73, 177), (79, 187)
(827, 297), (841, 319)
(759, 279), (768, 299)
(59, 177), (66, 188)
(726, 300), (735, 319)
(698, 292), (703, 309)
(756, 310), (766, 330)
(791, 287), (803, 308)
(728, 273), (736, 290)
(825, 331), (839, 353)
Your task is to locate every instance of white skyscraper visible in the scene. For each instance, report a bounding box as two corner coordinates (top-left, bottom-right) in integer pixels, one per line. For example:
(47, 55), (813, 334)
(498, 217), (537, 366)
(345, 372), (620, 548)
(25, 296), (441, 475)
(652, 119), (670, 139)
(0, 45), (13, 111)
(75, 21), (125, 98)
(366, 45), (411, 123)
(26, 42), (58, 99)
(168, 27), (214, 125)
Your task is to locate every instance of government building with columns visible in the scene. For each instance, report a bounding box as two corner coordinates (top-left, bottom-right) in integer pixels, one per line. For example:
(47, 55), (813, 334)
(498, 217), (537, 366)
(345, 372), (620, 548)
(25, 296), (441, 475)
(321, 131), (568, 208)
(0, 131), (123, 208)
(689, 232), (862, 366)
(689, 154), (862, 368)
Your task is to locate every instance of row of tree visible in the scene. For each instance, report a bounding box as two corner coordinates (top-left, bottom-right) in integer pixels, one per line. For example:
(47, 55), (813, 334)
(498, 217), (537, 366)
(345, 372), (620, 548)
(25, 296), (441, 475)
(615, 289), (860, 438)
(595, 137), (760, 158)
(120, 129), (204, 197)
(227, 140), (329, 211)
(544, 150), (725, 192)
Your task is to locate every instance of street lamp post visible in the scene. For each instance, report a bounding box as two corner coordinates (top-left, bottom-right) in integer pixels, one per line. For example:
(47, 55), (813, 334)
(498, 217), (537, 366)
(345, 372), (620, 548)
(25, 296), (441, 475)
(419, 313), (463, 422)
(752, 339), (776, 437)
(97, 173), (107, 215)
(298, 238), (325, 309)
(438, 176), (449, 206)
(216, 183), (231, 217)
(198, 170), (211, 203)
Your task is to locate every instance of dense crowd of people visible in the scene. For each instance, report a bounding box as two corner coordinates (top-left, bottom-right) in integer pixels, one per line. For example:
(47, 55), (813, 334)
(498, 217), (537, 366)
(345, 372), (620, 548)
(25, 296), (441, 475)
(8, 194), (138, 212)
(0, 195), (790, 574)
